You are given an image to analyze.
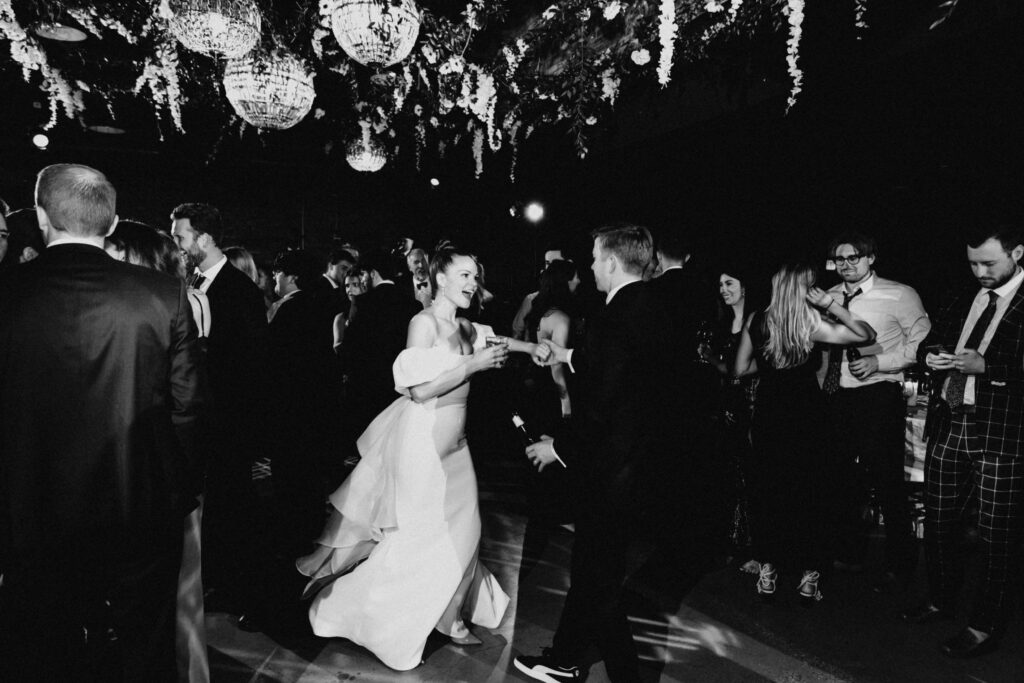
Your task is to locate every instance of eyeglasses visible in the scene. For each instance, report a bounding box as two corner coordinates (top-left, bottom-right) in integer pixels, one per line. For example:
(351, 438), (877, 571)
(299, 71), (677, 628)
(829, 254), (863, 266)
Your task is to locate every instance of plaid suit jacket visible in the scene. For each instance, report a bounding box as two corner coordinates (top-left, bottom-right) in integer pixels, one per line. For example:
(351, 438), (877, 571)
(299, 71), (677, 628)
(918, 282), (1024, 457)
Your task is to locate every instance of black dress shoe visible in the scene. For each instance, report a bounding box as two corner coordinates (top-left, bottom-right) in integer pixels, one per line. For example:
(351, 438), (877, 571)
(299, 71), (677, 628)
(941, 627), (997, 658)
(900, 602), (953, 624)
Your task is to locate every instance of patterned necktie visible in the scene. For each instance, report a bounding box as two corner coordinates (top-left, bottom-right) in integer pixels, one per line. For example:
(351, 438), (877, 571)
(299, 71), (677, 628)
(946, 290), (999, 410)
(822, 288), (861, 395)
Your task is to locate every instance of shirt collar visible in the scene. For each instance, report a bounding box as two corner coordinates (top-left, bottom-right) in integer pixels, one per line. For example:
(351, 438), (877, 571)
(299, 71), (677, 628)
(661, 265), (683, 274)
(984, 267), (1024, 300)
(198, 255), (229, 282)
(323, 273), (339, 289)
(605, 278), (642, 304)
(47, 236), (106, 250)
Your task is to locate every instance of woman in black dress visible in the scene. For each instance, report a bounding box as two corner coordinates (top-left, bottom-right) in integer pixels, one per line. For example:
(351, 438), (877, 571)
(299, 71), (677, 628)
(700, 266), (761, 567)
(734, 263), (874, 603)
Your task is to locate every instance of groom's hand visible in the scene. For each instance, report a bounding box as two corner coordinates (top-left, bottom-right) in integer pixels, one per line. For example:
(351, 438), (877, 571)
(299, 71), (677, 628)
(526, 436), (559, 472)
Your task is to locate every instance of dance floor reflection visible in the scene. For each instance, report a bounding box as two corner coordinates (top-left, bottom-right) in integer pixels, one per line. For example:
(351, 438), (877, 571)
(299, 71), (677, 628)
(209, 452), (1023, 682)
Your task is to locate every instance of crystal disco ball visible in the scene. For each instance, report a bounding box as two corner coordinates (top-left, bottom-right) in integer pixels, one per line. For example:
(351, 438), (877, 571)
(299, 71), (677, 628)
(168, 0), (261, 58)
(346, 131), (388, 172)
(223, 52), (316, 130)
(327, 0), (420, 68)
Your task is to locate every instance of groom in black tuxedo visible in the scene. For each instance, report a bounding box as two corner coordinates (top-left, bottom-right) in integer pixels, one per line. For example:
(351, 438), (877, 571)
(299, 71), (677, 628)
(171, 202), (270, 626)
(515, 224), (668, 683)
(0, 164), (203, 680)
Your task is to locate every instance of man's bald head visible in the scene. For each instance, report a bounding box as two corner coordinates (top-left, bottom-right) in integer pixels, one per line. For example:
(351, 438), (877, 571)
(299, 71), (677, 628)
(35, 164), (117, 238)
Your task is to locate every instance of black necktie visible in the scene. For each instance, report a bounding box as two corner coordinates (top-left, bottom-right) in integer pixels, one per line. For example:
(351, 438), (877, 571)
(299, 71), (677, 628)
(946, 290), (999, 410)
(822, 288), (861, 395)
(190, 272), (206, 290)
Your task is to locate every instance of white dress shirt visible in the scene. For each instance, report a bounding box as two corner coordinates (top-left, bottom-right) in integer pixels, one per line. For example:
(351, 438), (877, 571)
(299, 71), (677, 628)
(195, 255), (229, 294)
(827, 273), (931, 388)
(48, 236), (106, 250)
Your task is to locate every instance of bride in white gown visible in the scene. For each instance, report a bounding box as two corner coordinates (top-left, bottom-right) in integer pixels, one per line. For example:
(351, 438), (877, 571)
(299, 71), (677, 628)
(297, 249), (530, 670)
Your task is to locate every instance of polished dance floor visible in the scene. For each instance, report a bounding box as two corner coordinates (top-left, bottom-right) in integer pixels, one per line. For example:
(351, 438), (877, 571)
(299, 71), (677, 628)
(210, 444), (1024, 682)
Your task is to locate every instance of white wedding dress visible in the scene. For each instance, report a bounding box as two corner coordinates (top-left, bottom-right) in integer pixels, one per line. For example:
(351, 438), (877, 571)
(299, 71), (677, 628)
(296, 323), (509, 670)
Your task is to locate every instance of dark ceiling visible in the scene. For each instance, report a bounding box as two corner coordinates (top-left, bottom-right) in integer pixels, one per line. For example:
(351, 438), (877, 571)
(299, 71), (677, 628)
(1, 1), (1021, 301)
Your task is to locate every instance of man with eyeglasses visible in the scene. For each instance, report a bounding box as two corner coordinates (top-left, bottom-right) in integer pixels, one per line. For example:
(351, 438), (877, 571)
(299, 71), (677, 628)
(823, 232), (930, 594)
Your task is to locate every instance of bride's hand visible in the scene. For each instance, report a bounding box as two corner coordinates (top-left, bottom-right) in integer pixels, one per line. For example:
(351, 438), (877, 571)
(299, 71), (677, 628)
(471, 343), (508, 372)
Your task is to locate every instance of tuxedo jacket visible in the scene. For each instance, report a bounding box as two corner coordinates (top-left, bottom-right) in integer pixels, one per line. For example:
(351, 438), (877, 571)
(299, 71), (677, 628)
(0, 244), (203, 572)
(268, 289), (339, 438)
(552, 281), (668, 510)
(308, 274), (351, 319)
(203, 261), (268, 438)
(919, 283), (1024, 457)
(343, 282), (422, 423)
(645, 267), (718, 418)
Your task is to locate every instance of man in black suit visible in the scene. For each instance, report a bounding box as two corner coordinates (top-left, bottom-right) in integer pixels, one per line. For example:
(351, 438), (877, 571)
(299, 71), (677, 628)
(310, 247), (355, 319)
(515, 224), (667, 683)
(267, 250), (340, 553)
(171, 202), (269, 626)
(645, 233), (723, 563)
(342, 249), (421, 437)
(0, 164), (203, 680)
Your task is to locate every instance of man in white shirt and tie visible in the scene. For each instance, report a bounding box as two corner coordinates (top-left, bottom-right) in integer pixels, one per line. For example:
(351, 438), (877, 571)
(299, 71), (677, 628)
(823, 232), (931, 592)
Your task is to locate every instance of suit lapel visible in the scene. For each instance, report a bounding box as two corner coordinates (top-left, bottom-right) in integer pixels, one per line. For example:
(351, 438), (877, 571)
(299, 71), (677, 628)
(987, 282), (1024, 343)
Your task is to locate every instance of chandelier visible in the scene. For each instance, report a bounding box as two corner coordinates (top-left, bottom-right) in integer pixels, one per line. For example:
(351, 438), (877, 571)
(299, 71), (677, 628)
(168, 0), (261, 58)
(222, 52), (316, 130)
(326, 0), (421, 68)
(346, 121), (388, 172)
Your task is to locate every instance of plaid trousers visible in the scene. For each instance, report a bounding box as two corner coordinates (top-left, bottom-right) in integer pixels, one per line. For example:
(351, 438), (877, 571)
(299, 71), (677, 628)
(925, 413), (1024, 633)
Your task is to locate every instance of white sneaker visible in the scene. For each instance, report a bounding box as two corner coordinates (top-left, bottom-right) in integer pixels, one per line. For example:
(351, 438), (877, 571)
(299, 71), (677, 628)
(757, 563), (777, 596)
(798, 570), (823, 603)
(513, 652), (581, 682)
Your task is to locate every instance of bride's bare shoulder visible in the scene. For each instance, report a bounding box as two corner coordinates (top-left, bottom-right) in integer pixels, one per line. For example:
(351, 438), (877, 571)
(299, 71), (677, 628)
(407, 311), (440, 347)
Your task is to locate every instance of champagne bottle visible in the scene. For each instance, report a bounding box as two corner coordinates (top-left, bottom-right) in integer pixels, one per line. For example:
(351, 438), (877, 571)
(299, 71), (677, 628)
(512, 411), (538, 447)
(513, 412), (566, 468)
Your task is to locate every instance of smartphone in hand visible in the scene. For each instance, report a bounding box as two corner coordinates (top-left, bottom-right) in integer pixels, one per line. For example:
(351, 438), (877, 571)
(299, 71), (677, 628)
(926, 344), (953, 356)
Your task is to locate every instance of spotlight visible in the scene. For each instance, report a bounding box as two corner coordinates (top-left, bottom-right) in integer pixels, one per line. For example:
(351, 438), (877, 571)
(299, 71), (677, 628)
(524, 202), (545, 223)
(429, 177), (440, 187)
(31, 133), (49, 150)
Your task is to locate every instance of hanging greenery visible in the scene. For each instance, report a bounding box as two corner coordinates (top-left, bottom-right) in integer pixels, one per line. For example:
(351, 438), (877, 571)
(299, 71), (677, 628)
(0, 0), (968, 177)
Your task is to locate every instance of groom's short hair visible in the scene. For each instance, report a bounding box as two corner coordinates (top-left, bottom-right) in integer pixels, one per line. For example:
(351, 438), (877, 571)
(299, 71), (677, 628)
(592, 223), (653, 276)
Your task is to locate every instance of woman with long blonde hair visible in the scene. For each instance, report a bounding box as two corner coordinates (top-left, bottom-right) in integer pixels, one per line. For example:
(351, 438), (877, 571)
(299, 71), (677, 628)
(734, 263), (874, 604)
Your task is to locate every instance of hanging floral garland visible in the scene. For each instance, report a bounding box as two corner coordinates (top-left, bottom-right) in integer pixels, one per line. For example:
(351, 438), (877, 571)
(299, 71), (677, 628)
(656, 0), (677, 86)
(0, 0), (963, 175)
(783, 0), (804, 112)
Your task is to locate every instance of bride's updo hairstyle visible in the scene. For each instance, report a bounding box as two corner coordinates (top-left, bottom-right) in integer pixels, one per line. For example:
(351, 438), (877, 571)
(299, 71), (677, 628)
(429, 246), (483, 302)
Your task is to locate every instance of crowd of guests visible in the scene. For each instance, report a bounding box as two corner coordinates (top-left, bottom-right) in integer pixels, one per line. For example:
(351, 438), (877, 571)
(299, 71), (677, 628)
(2, 163), (1023, 682)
